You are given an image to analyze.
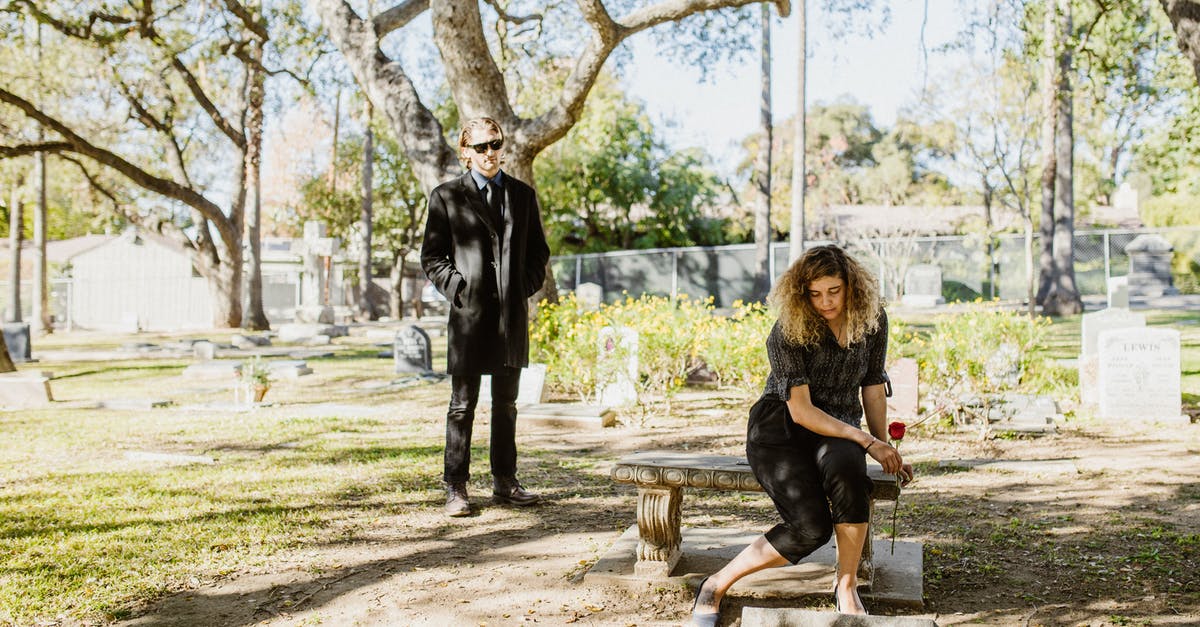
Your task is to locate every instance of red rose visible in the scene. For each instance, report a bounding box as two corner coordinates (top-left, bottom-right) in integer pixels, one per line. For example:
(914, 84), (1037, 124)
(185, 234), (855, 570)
(888, 421), (906, 441)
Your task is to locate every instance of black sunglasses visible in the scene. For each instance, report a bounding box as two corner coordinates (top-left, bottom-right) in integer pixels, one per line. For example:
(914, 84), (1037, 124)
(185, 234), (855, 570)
(469, 139), (504, 154)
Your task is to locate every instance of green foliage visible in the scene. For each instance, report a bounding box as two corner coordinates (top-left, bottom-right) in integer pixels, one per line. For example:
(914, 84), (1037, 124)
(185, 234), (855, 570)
(915, 303), (1067, 422)
(531, 294), (773, 406)
(1140, 194), (1200, 227)
(533, 74), (733, 254)
(699, 300), (774, 395)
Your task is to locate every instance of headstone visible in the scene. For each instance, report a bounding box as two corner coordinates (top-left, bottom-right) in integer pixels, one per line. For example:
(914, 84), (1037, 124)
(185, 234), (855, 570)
(741, 607), (938, 627)
(181, 361), (241, 381)
(518, 362), (548, 404)
(576, 282), (603, 311)
(296, 220), (341, 322)
(193, 341), (216, 361)
(1124, 234), (1178, 298)
(520, 403), (616, 429)
(0, 371), (52, 407)
(1, 322), (31, 362)
(1112, 181), (1139, 214)
(393, 325), (432, 374)
(267, 359), (314, 378)
(900, 264), (944, 307)
(1079, 308), (1146, 407)
(231, 334), (271, 349)
(1106, 276), (1130, 309)
(598, 326), (638, 407)
(1081, 308), (1146, 357)
(277, 323), (344, 343)
(479, 362), (548, 405)
(886, 357), (919, 419)
(1098, 327), (1185, 422)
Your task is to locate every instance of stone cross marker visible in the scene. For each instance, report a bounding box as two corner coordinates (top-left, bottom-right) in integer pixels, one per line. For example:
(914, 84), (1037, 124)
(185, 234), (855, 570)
(598, 325), (638, 407)
(901, 264), (944, 307)
(1098, 327), (1183, 421)
(296, 221), (340, 323)
(393, 325), (432, 374)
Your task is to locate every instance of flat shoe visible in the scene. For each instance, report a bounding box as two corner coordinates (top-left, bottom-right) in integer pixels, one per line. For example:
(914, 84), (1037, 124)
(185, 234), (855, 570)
(690, 575), (720, 627)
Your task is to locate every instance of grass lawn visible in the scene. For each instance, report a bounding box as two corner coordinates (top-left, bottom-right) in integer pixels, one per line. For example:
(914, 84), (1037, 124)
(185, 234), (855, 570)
(1, 307), (1197, 625)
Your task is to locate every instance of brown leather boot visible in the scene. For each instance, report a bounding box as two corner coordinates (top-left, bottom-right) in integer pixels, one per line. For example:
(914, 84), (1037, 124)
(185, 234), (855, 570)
(444, 482), (472, 517)
(493, 477), (540, 506)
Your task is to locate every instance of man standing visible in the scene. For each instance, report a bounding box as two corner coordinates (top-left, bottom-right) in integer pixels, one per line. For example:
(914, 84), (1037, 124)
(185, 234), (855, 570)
(421, 117), (550, 517)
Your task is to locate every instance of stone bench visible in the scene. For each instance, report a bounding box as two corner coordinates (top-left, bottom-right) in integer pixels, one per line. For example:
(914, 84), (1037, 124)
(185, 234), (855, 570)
(611, 450), (901, 584)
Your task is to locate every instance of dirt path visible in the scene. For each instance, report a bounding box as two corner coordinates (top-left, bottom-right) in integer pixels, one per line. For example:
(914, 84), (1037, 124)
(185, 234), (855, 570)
(117, 390), (1200, 627)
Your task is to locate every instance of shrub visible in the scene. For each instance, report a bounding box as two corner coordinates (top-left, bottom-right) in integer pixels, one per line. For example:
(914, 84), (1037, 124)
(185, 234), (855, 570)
(702, 300), (773, 395)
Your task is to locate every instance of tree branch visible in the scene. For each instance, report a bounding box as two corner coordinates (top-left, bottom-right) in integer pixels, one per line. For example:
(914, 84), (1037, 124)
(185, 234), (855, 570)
(170, 56), (246, 149)
(312, 0), (459, 191)
(0, 86), (235, 248)
(430, 0), (515, 124)
(524, 0), (787, 152)
(483, 0), (543, 25)
(0, 141), (71, 157)
(373, 0), (428, 36)
(222, 0), (269, 40)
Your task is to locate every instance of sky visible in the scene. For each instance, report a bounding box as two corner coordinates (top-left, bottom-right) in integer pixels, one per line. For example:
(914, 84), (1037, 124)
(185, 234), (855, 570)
(620, 0), (972, 179)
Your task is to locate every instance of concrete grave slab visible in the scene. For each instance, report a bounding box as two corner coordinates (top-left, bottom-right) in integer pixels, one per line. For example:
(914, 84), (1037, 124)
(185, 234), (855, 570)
(181, 361), (241, 381)
(742, 607), (938, 627)
(520, 403), (616, 429)
(0, 371), (53, 408)
(586, 527), (923, 609)
(267, 359), (313, 378)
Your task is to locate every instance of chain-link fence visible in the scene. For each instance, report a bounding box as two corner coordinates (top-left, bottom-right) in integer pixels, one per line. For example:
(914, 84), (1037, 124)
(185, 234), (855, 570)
(551, 227), (1200, 308)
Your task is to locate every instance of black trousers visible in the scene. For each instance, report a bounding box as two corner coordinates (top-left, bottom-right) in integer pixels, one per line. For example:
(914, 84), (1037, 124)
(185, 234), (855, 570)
(443, 368), (521, 484)
(745, 397), (873, 564)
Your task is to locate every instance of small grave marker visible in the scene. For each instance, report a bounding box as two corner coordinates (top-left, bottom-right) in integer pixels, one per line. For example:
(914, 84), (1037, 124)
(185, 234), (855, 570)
(393, 325), (432, 374)
(1098, 327), (1184, 422)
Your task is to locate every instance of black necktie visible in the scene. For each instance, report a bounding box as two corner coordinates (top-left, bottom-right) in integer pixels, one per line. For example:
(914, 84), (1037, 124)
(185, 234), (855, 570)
(486, 180), (504, 228)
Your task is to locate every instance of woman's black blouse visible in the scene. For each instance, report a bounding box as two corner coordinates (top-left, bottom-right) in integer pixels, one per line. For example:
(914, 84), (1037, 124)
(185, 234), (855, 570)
(759, 309), (889, 428)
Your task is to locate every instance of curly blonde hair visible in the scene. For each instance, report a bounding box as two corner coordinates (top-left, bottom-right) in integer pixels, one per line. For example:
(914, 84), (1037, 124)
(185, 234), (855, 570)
(769, 244), (882, 347)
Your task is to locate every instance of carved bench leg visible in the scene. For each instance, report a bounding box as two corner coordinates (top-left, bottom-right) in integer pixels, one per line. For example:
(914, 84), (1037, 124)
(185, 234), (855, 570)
(634, 485), (682, 577)
(858, 499), (875, 585)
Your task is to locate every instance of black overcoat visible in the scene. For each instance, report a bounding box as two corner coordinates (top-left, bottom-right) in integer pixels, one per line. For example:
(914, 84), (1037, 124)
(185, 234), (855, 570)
(420, 171), (550, 375)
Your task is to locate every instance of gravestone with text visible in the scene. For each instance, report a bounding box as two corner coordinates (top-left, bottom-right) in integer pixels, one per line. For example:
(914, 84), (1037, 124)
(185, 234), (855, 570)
(598, 326), (639, 407)
(1079, 308), (1146, 407)
(1098, 327), (1184, 422)
(393, 325), (432, 374)
(901, 264), (944, 307)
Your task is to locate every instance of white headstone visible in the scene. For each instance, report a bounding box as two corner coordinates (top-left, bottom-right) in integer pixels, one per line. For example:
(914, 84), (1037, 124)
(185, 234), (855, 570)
(598, 326), (638, 407)
(1079, 308), (1147, 406)
(1106, 276), (1130, 309)
(193, 341), (216, 361)
(0, 371), (53, 408)
(901, 265), (944, 307)
(885, 358), (919, 419)
(1081, 308), (1145, 357)
(1098, 327), (1184, 422)
(1112, 182), (1139, 213)
(480, 363), (549, 406)
(576, 282), (603, 311)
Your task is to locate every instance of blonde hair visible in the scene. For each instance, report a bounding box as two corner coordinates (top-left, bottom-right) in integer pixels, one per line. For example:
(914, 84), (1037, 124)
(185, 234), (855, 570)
(769, 244), (882, 347)
(457, 117), (504, 168)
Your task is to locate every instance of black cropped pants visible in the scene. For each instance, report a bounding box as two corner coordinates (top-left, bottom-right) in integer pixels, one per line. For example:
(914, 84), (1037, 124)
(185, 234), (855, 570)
(745, 397), (873, 564)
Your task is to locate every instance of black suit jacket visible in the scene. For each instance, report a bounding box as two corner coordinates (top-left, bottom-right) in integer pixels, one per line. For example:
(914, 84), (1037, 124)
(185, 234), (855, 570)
(421, 171), (550, 375)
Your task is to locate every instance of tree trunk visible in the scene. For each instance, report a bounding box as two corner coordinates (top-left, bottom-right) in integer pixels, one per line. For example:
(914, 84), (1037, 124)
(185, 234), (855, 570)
(207, 248), (244, 328)
(753, 3), (773, 300)
(1160, 0), (1200, 84)
(1042, 0), (1083, 317)
(360, 100), (376, 320)
(243, 40), (270, 331)
(7, 181), (23, 323)
(390, 252), (404, 319)
(789, 0), (806, 263)
(33, 148), (49, 333)
(1036, 0), (1057, 306)
(0, 329), (15, 373)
